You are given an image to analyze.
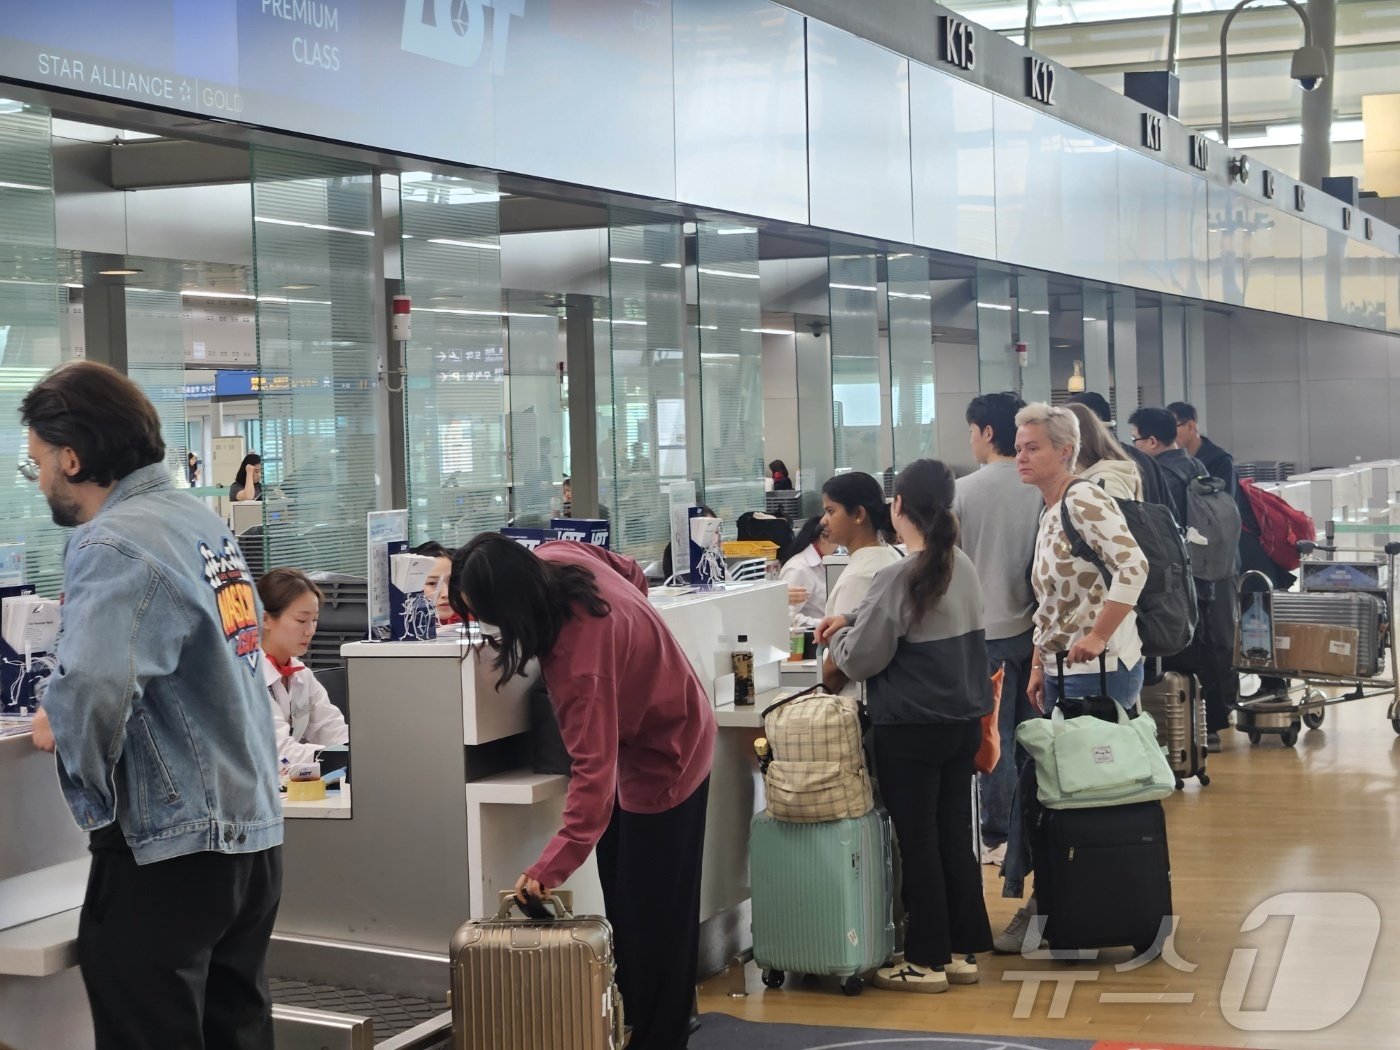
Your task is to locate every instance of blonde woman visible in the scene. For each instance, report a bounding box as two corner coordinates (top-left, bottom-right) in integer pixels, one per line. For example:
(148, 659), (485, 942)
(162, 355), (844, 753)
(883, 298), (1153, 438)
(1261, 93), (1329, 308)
(996, 402), (1150, 952)
(1064, 401), (1142, 501)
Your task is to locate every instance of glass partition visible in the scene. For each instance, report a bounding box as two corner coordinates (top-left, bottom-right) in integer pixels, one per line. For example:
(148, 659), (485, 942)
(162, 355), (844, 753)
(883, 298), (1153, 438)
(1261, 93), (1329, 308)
(829, 245), (884, 475)
(886, 251), (935, 470)
(125, 271), (187, 483)
(250, 147), (379, 575)
(607, 208), (686, 564)
(695, 221), (764, 524)
(400, 173), (507, 548)
(0, 100), (64, 593)
(505, 293), (565, 529)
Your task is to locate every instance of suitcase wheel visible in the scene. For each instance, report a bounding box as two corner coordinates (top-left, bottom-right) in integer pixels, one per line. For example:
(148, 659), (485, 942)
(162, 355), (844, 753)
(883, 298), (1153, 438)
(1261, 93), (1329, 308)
(1198, 771), (1211, 787)
(1303, 706), (1325, 730)
(1281, 727), (1299, 748)
(1392, 716), (1400, 737)
(761, 969), (785, 989)
(1174, 777), (1184, 791)
(840, 976), (864, 997)
(1248, 729), (1262, 745)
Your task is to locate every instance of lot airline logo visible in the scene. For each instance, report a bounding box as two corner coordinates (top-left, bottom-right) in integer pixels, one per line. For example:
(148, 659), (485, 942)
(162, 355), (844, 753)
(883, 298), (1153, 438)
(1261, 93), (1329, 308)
(401, 0), (524, 70)
(197, 539), (261, 675)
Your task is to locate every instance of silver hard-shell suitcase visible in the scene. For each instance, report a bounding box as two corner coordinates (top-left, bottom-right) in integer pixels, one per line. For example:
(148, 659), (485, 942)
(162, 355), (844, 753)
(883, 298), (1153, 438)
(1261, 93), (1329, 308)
(1139, 670), (1209, 789)
(449, 891), (623, 1050)
(1271, 591), (1385, 676)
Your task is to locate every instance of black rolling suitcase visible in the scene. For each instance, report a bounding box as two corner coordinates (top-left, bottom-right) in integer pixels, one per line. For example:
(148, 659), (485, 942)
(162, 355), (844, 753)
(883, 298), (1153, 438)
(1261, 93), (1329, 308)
(1034, 801), (1173, 955)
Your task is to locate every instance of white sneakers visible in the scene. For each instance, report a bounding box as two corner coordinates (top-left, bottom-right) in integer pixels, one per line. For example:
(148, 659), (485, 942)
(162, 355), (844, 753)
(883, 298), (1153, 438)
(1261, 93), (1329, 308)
(993, 899), (1045, 955)
(944, 954), (979, 984)
(873, 962), (948, 993)
(873, 954), (979, 993)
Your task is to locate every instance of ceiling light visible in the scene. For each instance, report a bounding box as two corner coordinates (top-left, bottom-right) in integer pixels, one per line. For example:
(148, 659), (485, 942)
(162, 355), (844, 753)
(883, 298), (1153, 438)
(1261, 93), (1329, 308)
(714, 226), (758, 235)
(280, 283), (317, 291)
(976, 301), (1013, 311)
(255, 216), (374, 237)
(741, 328), (796, 336)
(182, 290), (255, 300)
(426, 237), (501, 251)
(831, 283), (877, 292)
(98, 268), (143, 276)
(697, 267), (759, 280)
(0, 179), (47, 192)
(609, 257), (653, 265)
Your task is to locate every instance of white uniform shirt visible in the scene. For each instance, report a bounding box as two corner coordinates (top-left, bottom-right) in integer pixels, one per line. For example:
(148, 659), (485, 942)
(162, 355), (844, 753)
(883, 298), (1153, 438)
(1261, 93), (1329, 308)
(825, 543), (904, 699)
(263, 655), (350, 773)
(778, 545), (828, 625)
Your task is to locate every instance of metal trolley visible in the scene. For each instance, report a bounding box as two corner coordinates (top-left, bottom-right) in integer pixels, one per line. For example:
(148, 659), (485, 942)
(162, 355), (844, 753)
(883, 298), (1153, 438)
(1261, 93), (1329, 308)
(1234, 522), (1399, 747)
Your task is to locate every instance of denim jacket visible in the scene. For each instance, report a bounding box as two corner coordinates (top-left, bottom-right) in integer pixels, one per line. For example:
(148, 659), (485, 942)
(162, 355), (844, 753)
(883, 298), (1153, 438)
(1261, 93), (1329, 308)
(40, 464), (282, 864)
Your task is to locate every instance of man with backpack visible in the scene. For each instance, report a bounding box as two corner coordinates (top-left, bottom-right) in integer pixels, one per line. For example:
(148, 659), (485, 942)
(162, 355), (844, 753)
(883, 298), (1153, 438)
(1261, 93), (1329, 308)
(1169, 402), (1237, 498)
(1130, 407), (1242, 750)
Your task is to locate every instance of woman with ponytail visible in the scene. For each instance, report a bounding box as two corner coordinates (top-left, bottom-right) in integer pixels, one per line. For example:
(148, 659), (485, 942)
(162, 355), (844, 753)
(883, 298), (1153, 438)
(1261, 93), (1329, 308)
(816, 459), (994, 994)
(818, 471), (903, 694)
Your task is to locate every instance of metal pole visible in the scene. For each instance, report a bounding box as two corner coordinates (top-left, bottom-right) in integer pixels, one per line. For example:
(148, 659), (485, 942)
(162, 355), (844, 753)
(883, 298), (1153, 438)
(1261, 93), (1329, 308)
(1025, 0), (1038, 50)
(1167, 0), (1184, 73)
(1299, 0), (1336, 187)
(1219, 0), (1315, 148)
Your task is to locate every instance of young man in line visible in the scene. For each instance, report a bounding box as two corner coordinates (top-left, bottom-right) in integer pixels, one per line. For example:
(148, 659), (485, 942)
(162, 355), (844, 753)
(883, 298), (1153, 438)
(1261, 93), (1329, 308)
(24, 361), (283, 1049)
(1130, 406), (1237, 751)
(953, 392), (1043, 866)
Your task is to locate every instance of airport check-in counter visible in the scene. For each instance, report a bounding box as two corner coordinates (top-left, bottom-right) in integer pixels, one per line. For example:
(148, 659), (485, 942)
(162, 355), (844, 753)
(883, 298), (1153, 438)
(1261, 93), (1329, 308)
(0, 730), (93, 1050)
(272, 580), (791, 992)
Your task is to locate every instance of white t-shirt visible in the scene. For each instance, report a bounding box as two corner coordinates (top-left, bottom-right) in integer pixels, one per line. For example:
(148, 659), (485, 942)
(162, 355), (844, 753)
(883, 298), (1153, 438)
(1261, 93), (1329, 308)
(826, 544), (904, 699)
(778, 545), (827, 624)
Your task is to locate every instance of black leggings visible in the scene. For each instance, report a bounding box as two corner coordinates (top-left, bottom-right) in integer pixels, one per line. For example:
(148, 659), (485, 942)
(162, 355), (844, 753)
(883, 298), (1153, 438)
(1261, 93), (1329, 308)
(873, 722), (992, 967)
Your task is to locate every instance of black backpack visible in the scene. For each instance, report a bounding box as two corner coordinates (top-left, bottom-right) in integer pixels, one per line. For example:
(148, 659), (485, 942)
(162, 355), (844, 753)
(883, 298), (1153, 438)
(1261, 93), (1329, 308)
(1059, 480), (1198, 658)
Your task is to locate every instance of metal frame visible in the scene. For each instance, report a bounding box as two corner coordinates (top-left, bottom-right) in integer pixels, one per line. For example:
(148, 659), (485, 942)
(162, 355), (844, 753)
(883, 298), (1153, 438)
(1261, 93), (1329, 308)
(1234, 521), (1400, 746)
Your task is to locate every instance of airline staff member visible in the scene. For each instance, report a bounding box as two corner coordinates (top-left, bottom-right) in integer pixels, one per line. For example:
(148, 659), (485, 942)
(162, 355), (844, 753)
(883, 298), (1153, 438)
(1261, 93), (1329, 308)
(450, 535), (715, 1050)
(257, 568), (349, 775)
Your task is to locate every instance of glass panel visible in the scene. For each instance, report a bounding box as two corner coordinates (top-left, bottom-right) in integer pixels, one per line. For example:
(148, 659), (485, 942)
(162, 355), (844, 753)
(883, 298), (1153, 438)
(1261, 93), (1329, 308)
(976, 261), (1016, 395)
(806, 22), (913, 245)
(829, 246), (883, 475)
(505, 294), (565, 529)
(696, 221), (764, 524)
(887, 252), (935, 471)
(125, 281), (187, 483)
(400, 172), (507, 548)
(1110, 287), (1140, 442)
(794, 324), (834, 514)
(607, 208), (685, 565)
(250, 147), (379, 575)
(1080, 284), (1111, 405)
(0, 99), (65, 593)
(1161, 299), (1187, 405)
(910, 68), (996, 260)
(672, 0), (807, 224)
(1017, 273), (1051, 404)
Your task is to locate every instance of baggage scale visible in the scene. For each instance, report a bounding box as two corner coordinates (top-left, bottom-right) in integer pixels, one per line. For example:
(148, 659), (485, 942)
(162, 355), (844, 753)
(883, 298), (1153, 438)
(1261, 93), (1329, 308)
(1233, 521), (1399, 746)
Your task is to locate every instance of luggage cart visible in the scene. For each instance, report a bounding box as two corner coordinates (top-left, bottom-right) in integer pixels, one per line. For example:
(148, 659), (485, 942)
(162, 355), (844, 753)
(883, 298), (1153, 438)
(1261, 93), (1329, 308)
(1233, 523), (1399, 747)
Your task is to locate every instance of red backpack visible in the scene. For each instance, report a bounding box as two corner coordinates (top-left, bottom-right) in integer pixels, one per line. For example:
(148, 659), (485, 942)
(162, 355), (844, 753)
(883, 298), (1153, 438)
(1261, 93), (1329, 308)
(1239, 478), (1316, 571)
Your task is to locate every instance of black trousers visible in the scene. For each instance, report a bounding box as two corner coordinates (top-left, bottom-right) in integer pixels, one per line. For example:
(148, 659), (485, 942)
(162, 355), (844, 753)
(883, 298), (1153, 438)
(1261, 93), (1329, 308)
(596, 778), (709, 1050)
(873, 721), (993, 968)
(78, 844), (283, 1050)
(1167, 589), (1238, 732)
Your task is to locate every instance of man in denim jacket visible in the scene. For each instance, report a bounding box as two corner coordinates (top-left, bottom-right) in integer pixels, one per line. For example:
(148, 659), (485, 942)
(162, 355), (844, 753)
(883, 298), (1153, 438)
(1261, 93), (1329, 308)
(23, 362), (283, 1049)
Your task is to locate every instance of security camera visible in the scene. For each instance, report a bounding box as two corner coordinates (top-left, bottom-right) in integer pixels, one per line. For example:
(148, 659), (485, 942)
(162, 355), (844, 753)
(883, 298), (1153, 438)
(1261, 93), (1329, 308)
(1290, 45), (1327, 92)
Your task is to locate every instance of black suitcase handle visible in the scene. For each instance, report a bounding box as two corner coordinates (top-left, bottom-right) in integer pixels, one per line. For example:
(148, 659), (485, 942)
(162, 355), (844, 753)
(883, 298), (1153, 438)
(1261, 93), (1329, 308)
(496, 889), (574, 921)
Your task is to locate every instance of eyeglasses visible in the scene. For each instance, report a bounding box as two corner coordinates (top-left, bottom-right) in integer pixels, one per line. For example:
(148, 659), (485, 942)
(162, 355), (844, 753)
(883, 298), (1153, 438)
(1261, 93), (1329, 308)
(1131, 436), (1150, 445)
(17, 458), (39, 482)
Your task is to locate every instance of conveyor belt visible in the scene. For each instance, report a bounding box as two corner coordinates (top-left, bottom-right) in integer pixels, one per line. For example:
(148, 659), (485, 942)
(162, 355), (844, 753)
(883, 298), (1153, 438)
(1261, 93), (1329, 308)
(270, 977), (448, 1041)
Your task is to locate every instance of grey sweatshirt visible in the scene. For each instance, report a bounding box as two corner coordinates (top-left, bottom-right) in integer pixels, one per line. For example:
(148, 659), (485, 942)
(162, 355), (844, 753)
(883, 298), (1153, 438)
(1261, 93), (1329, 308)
(828, 549), (993, 726)
(953, 460), (1042, 640)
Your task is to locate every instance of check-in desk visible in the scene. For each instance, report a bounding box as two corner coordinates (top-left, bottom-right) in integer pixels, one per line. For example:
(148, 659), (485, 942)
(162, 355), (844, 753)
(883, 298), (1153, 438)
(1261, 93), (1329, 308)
(272, 580), (789, 993)
(0, 729), (93, 1050)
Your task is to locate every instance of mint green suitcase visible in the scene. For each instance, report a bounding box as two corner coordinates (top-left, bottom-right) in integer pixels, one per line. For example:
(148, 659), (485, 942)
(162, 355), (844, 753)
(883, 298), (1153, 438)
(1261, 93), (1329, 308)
(749, 809), (895, 996)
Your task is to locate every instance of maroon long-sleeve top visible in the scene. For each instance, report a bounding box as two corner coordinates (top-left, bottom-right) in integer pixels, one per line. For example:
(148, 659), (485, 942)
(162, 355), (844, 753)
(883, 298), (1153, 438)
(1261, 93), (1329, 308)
(525, 541), (716, 888)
